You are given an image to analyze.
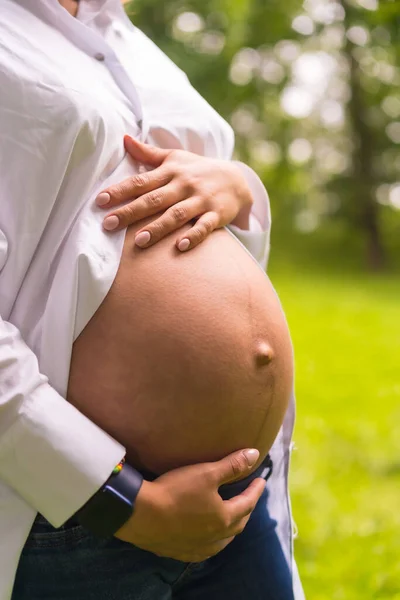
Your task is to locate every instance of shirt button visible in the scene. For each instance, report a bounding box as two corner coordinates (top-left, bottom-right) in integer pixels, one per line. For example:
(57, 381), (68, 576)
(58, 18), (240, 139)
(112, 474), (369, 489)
(94, 52), (105, 62)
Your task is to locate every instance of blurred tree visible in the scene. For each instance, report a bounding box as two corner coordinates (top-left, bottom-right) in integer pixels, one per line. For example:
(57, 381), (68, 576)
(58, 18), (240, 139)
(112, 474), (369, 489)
(127, 0), (400, 270)
(336, 0), (400, 268)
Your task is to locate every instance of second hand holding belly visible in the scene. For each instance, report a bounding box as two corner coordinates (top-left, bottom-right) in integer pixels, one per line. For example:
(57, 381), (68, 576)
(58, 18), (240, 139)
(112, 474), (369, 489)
(115, 448), (265, 563)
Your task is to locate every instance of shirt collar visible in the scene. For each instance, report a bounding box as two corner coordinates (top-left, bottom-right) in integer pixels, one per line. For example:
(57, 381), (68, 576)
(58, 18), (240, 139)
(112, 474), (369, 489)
(12, 0), (124, 22)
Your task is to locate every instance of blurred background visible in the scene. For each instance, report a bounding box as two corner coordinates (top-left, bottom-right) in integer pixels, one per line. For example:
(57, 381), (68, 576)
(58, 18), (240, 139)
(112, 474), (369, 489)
(127, 1), (400, 598)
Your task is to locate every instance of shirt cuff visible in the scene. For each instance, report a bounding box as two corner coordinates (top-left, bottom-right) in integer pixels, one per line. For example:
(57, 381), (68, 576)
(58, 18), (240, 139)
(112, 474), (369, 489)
(227, 161), (272, 270)
(0, 380), (125, 527)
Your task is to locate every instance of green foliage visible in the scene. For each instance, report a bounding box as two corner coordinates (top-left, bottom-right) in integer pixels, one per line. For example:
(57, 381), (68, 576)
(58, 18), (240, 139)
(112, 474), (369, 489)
(269, 243), (400, 599)
(128, 0), (400, 268)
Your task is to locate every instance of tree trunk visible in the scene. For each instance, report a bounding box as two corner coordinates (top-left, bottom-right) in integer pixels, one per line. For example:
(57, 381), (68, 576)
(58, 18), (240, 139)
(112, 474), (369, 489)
(341, 1), (386, 270)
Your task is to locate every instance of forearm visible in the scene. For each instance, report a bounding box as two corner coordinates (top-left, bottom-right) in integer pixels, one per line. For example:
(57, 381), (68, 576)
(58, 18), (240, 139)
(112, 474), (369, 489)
(0, 315), (125, 526)
(227, 161), (271, 270)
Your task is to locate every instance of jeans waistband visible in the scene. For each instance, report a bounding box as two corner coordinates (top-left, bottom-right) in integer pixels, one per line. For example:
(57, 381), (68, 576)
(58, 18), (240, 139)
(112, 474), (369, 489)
(217, 453), (273, 500)
(141, 454), (273, 500)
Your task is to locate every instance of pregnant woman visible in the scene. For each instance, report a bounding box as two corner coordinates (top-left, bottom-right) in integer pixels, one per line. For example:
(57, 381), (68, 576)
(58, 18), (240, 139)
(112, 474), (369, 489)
(0, 1), (304, 599)
(69, 136), (294, 477)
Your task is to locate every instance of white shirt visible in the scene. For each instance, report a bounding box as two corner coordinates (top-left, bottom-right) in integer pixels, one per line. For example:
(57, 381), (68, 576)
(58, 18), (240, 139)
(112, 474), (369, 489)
(0, 1), (303, 598)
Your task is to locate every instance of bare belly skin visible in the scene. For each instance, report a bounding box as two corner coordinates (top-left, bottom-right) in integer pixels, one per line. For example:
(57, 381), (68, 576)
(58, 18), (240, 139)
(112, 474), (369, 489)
(67, 215), (294, 475)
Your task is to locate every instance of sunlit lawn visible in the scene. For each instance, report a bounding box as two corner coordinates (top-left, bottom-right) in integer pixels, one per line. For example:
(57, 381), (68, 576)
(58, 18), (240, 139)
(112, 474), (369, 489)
(269, 240), (400, 600)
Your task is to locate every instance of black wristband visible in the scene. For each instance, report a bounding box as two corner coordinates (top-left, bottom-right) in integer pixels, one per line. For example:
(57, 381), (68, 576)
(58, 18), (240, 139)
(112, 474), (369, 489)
(75, 462), (144, 537)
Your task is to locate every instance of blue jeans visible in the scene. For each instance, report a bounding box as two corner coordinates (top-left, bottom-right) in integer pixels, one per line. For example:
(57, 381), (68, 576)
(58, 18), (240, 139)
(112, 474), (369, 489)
(12, 458), (294, 600)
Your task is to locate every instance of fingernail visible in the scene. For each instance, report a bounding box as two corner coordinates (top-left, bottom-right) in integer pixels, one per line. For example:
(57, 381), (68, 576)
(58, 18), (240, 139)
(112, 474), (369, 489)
(96, 192), (111, 207)
(178, 238), (190, 252)
(135, 231), (151, 247)
(243, 449), (259, 467)
(103, 215), (119, 231)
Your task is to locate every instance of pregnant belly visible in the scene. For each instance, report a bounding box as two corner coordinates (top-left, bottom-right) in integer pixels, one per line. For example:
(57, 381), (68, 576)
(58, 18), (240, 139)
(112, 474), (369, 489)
(67, 217), (293, 475)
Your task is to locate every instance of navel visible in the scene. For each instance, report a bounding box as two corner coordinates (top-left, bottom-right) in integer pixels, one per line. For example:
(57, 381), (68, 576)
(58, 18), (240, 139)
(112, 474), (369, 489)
(254, 341), (274, 368)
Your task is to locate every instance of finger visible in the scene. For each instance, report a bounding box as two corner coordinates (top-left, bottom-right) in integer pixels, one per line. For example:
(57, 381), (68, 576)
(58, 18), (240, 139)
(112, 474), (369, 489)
(208, 449), (260, 487)
(124, 135), (171, 167)
(224, 477), (266, 521)
(105, 181), (184, 232)
(175, 211), (220, 252)
(225, 513), (252, 538)
(204, 513), (252, 545)
(102, 183), (179, 232)
(96, 167), (172, 209)
(134, 198), (203, 248)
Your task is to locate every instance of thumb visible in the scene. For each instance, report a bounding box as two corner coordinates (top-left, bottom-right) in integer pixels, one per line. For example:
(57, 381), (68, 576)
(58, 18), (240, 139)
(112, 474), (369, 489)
(124, 134), (169, 167)
(212, 449), (260, 486)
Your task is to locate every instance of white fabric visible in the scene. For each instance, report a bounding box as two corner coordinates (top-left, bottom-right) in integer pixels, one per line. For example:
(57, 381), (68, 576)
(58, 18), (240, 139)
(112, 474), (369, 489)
(0, 1), (302, 598)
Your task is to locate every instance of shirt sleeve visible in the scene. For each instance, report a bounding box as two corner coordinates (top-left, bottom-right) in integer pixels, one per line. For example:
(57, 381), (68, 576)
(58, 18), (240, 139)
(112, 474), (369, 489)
(0, 312), (125, 527)
(0, 61), (125, 527)
(226, 161), (272, 271)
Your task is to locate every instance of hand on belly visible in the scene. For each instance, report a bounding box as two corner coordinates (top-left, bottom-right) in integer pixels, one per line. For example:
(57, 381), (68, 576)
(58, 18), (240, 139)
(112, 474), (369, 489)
(67, 219), (293, 475)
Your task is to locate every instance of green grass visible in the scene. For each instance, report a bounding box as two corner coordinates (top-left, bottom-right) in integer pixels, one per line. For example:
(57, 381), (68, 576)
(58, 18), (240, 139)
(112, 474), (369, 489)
(269, 233), (400, 600)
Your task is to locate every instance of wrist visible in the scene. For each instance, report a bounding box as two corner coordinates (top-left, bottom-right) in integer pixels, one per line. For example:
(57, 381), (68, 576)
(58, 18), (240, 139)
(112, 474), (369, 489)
(231, 203), (252, 230)
(229, 163), (254, 230)
(115, 479), (152, 536)
(115, 479), (170, 546)
(75, 459), (144, 537)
